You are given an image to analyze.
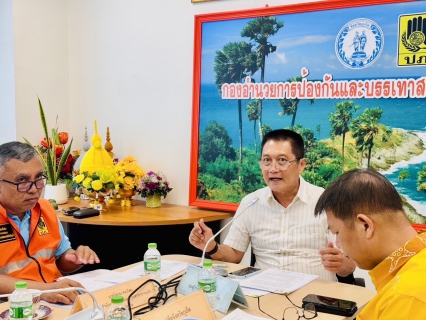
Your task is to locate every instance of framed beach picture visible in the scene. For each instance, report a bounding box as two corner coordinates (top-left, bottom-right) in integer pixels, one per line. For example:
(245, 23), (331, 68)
(188, 0), (426, 231)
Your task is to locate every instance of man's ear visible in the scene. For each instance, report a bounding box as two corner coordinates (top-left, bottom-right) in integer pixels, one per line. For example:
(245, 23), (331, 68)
(356, 214), (374, 239)
(298, 158), (307, 173)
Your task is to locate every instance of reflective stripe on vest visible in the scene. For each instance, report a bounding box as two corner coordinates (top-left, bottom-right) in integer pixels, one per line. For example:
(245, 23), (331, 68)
(0, 248), (56, 274)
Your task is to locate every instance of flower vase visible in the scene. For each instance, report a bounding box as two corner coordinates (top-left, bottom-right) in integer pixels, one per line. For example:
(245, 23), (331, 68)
(118, 189), (136, 207)
(43, 184), (68, 205)
(146, 194), (161, 208)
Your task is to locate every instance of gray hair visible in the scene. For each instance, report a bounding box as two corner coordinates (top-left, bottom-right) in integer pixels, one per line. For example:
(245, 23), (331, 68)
(0, 141), (39, 175)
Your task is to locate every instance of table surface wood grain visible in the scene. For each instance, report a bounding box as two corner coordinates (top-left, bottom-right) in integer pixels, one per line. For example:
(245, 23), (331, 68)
(57, 199), (233, 226)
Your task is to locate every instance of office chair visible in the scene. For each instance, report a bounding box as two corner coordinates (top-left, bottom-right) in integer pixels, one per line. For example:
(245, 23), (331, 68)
(250, 249), (365, 287)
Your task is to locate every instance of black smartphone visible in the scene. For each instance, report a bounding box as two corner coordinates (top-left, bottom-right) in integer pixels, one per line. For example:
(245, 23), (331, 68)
(62, 206), (80, 216)
(302, 294), (357, 317)
(228, 267), (262, 279)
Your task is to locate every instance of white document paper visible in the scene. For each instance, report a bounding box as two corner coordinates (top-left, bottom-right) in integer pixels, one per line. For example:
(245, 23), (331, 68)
(222, 308), (269, 320)
(240, 287), (270, 297)
(238, 269), (318, 294)
(59, 269), (139, 292)
(121, 259), (188, 280)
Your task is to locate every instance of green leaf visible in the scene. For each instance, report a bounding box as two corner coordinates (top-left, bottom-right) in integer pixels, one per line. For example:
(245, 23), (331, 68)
(38, 98), (56, 184)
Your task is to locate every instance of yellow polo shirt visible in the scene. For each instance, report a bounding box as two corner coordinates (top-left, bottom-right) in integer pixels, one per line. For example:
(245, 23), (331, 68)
(357, 232), (426, 320)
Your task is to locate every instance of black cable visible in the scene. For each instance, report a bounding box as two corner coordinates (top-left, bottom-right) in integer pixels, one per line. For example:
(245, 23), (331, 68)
(257, 292), (306, 320)
(127, 274), (183, 319)
(257, 295), (278, 320)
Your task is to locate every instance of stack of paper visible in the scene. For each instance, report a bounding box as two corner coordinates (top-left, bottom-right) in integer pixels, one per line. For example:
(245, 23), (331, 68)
(237, 269), (318, 294)
(59, 260), (188, 292)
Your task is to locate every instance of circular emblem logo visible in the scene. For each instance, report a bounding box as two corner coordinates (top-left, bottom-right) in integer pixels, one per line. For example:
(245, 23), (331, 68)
(335, 18), (384, 69)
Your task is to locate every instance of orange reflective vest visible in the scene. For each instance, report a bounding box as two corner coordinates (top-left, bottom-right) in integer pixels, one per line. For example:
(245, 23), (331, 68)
(0, 199), (63, 282)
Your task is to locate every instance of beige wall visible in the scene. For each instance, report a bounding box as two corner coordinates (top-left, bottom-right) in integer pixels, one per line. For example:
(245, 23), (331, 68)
(0, 0), (16, 144)
(13, 0), (69, 142)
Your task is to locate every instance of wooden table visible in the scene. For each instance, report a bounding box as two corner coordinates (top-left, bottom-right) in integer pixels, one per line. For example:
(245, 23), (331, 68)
(58, 199), (232, 226)
(0, 255), (375, 319)
(57, 199), (232, 271)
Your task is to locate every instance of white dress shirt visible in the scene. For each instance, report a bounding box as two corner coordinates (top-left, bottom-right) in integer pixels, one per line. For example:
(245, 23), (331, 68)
(224, 176), (336, 281)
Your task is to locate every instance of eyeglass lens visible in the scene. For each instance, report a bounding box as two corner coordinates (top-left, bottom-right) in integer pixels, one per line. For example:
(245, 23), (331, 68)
(18, 177), (47, 192)
(303, 303), (317, 319)
(283, 307), (301, 320)
(259, 160), (295, 170)
(283, 303), (317, 320)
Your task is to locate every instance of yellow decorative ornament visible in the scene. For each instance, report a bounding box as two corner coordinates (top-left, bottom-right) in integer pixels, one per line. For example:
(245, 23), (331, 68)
(79, 120), (115, 174)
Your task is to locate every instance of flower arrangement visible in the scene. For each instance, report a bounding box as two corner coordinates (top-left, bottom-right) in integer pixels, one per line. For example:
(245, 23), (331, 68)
(25, 98), (78, 186)
(114, 156), (145, 191)
(137, 171), (172, 198)
(73, 168), (117, 194)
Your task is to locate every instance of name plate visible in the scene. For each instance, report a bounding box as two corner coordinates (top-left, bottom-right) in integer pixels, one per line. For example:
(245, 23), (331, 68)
(140, 290), (215, 320)
(177, 264), (249, 314)
(71, 275), (157, 315)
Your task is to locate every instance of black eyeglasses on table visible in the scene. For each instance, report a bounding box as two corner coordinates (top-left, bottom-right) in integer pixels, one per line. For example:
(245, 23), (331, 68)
(257, 292), (318, 320)
(283, 302), (317, 320)
(0, 176), (47, 192)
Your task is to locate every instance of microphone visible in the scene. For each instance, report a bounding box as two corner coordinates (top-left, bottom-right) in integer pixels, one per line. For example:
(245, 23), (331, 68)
(0, 287), (104, 320)
(200, 197), (259, 267)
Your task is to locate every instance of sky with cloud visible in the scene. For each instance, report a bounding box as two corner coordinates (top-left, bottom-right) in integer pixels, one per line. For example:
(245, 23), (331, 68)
(200, 1), (426, 84)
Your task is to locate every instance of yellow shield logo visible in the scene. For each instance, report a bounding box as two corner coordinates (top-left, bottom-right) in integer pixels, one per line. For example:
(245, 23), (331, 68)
(397, 13), (426, 66)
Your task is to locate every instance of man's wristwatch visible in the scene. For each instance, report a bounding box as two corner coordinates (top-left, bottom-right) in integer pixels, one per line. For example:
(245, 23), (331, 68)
(206, 241), (219, 256)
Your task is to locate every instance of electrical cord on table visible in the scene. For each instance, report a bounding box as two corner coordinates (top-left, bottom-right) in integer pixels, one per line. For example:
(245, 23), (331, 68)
(127, 274), (183, 319)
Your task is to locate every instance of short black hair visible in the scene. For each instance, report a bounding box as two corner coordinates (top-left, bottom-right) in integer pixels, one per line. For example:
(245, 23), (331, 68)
(261, 129), (304, 159)
(0, 141), (38, 175)
(314, 169), (404, 227)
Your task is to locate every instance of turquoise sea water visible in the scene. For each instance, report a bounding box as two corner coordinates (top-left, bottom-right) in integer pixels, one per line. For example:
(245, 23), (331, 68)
(199, 83), (426, 215)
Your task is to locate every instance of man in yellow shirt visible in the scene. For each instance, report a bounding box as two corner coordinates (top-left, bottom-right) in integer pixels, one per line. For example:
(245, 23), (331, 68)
(315, 169), (426, 319)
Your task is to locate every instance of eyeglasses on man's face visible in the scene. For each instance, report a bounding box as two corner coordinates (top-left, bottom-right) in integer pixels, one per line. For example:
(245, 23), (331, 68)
(259, 157), (300, 171)
(0, 175), (47, 192)
(283, 302), (317, 320)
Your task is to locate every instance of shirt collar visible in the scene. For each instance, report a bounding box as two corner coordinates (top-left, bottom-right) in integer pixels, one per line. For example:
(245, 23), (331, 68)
(7, 210), (31, 225)
(266, 175), (307, 204)
(369, 232), (426, 291)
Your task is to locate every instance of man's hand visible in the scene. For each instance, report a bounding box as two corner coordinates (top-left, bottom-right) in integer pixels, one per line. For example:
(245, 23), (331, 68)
(40, 279), (83, 305)
(189, 219), (215, 252)
(64, 246), (100, 265)
(319, 242), (355, 277)
(57, 246), (100, 273)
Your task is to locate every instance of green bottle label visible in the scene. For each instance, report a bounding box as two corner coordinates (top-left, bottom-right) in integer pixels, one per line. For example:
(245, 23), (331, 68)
(10, 306), (32, 319)
(144, 261), (160, 272)
(198, 280), (216, 293)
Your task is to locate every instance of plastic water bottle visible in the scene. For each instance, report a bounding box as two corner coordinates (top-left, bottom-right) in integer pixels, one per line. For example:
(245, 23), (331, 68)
(105, 295), (130, 320)
(9, 281), (33, 320)
(144, 243), (161, 283)
(198, 259), (217, 310)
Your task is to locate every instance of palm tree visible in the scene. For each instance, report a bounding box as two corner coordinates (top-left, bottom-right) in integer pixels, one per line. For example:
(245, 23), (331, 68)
(316, 125), (321, 140)
(246, 100), (260, 150)
(418, 165), (426, 193)
(350, 108), (391, 168)
(241, 16), (284, 139)
(329, 101), (359, 170)
(278, 77), (314, 129)
(398, 170), (410, 191)
(214, 41), (258, 180)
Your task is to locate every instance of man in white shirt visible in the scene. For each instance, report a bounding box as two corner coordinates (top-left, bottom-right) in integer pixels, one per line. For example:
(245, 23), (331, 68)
(189, 129), (355, 280)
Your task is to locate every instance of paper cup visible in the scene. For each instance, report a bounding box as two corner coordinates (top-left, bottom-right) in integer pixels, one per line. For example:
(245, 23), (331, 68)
(28, 289), (42, 314)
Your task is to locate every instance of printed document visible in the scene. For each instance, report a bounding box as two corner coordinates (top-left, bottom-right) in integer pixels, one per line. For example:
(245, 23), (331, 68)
(238, 269), (318, 294)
